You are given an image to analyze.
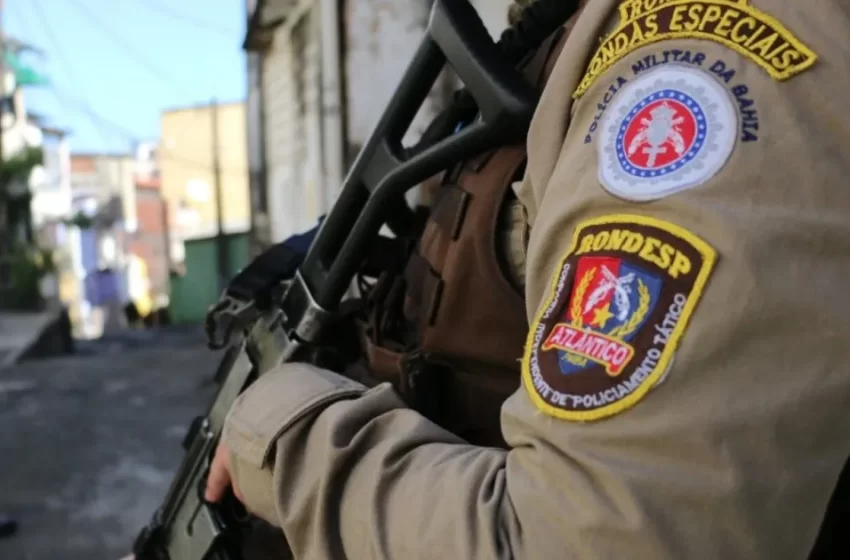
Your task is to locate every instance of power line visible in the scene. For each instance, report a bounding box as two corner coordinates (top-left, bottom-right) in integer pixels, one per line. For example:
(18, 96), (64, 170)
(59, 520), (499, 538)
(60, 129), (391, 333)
(50, 85), (246, 175)
(141, 0), (241, 38)
(49, 88), (133, 150)
(24, 0), (115, 150)
(49, 85), (140, 139)
(13, 0), (246, 174)
(70, 0), (194, 97)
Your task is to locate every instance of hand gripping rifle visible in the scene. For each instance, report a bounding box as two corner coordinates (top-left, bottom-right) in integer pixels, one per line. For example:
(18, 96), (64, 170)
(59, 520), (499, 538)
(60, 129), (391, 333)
(132, 0), (577, 557)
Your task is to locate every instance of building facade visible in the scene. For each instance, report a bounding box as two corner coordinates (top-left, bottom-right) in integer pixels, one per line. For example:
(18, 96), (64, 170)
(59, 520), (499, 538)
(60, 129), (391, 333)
(30, 127), (73, 230)
(69, 153), (137, 272)
(158, 101), (252, 323)
(128, 142), (169, 312)
(244, 0), (332, 252)
(243, 0), (515, 253)
(159, 101), (251, 242)
(66, 153), (136, 335)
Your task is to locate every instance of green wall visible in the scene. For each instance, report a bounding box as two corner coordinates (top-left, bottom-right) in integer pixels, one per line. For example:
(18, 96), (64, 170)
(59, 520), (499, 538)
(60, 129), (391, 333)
(168, 233), (250, 324)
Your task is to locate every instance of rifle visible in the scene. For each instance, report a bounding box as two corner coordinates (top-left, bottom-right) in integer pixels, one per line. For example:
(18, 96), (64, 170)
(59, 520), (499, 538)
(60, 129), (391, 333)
(132, 0), (566, 557)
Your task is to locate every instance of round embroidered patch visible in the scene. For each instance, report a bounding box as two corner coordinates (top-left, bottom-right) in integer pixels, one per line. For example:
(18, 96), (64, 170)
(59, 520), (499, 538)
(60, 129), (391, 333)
(597, 65), (737, 202)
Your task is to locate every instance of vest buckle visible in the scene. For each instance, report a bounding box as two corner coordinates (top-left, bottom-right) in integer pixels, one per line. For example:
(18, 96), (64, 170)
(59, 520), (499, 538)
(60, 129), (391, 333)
(401, 350), (449, 426)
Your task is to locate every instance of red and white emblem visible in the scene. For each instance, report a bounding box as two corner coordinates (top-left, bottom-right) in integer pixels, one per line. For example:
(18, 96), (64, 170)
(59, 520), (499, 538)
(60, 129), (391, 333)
(623, 99), (696, 170)
(598, 65), (737, 201)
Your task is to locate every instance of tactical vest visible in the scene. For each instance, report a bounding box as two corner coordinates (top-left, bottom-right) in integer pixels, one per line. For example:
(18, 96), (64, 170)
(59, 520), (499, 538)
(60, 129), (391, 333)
(351, 28), (569, 449)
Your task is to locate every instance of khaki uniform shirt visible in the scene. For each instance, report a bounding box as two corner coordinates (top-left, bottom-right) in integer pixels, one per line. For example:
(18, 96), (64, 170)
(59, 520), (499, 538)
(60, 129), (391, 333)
(222, 0), (850, 557)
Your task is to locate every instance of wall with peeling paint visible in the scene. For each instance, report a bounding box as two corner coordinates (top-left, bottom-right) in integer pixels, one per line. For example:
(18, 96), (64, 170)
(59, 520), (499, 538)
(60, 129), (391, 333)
(343, 0), (434, 153)
(250, 0), (518, 246)
(261, 9), (326, 244)
(262, 22), (300, 245)
(343, 0), (515, 150)
(473, 0), (514, 40)
(342, 0), (515, 209)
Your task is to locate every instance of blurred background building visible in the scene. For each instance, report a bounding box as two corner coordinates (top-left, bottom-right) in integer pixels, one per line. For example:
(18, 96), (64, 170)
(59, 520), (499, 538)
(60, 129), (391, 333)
(1, 0), (519, 339)
(242, 0), (515, 255)
(158, 100), (251, 323)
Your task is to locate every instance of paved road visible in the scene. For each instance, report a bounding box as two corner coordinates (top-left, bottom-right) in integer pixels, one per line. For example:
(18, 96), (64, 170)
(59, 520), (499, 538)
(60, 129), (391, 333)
(0, 327), (224, 560)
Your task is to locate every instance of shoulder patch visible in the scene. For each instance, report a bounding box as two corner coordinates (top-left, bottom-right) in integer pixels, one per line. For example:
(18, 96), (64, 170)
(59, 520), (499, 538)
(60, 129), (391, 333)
(522, 214), (717, 421)
(597, 64), (737, 201)
(573, 0), (818, 99)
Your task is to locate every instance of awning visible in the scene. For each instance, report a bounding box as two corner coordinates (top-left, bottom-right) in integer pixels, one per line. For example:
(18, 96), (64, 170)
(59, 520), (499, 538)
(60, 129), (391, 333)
(4, 51), (49, 87)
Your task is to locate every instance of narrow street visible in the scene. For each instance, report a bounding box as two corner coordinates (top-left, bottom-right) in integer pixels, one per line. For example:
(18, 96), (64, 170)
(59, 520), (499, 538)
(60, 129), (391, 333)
(0, 327), (224, 560)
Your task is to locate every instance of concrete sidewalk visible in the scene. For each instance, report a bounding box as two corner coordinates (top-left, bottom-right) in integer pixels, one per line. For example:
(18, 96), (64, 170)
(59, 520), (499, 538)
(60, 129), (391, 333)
(0, 308), (65, 369)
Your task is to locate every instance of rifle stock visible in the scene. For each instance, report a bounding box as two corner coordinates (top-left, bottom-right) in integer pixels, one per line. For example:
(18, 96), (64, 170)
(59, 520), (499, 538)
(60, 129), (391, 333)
(132, 0), (538, 557)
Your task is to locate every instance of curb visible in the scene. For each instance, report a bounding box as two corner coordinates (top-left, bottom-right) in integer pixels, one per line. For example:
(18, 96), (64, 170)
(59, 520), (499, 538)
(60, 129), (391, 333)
(0, 306), (71, 370)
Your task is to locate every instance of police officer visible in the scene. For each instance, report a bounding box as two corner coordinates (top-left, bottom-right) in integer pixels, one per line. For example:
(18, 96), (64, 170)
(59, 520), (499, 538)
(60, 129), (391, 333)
(202, 0), (850, 558)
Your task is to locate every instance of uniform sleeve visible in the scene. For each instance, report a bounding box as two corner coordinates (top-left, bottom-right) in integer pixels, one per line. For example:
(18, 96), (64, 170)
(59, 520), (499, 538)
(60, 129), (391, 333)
(221, 365), (519, 559)
(223, 2), (850, 559)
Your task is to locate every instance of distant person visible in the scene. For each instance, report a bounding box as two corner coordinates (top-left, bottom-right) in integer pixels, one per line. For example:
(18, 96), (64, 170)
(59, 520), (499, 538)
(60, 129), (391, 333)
(0, 514), (17, 539)
(126, 254), (153, 325)
(123, 300), (141, 328)
(58, 305), (74, 354)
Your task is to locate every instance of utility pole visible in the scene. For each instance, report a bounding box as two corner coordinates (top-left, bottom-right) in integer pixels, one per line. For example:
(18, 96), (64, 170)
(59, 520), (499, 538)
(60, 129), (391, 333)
(0, 0), (4, 171)
(211, 97), (229, 293)
(0, 0), (9, 297)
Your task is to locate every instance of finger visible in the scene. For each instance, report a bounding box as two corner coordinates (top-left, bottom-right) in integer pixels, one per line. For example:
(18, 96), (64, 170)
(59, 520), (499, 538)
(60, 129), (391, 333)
(233, 480), (245, 504)
(205, 443), (232, 503)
